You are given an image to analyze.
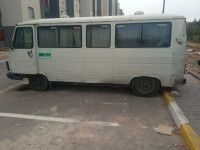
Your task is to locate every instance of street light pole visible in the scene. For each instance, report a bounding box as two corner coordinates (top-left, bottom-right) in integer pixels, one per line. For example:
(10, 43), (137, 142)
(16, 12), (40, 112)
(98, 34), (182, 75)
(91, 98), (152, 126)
(162, 0), (165, 14)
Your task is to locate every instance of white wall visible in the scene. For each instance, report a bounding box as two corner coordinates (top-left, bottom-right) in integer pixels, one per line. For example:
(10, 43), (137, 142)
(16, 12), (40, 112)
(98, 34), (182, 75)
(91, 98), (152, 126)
(102, 0), (109, 16)
(112, 0), (116, 16)
(59, 0), (67, 16)
(0, 0), (23, 26)
(74, 0), (80, 17)
(80, 0), (93, 17)
(94, 0), (97, 16)
(117, 2), (120, 15)
(21, 0), (41, 21)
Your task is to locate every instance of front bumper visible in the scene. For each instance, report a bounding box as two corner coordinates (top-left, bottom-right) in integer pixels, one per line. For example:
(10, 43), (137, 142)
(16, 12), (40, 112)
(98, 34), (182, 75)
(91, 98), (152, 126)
(7, 72), (24, 80)
(6, 61), (24, 80)
(6, 61), (10, 71)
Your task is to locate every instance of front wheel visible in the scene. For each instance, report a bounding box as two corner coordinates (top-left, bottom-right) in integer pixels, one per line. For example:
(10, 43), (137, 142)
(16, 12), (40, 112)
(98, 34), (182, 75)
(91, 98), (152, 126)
(131, 77), (160, 97)
(28, 74), (49, 91)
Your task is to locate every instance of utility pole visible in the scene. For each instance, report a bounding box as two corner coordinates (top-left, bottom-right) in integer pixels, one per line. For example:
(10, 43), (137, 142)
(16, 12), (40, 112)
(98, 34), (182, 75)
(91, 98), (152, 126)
(162, 0), (165, 14)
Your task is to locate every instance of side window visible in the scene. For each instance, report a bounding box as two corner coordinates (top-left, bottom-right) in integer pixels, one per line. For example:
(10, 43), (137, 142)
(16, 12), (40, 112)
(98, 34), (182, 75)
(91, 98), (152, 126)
(59, 26), (82, 48)
(115, 24), (141, 48)
(38, 26), (82, 48)
(38, 26), (59, 48)
(86, 24), (111, 48)
(141, 23), (171, 47)
(13, 27), (33, 49)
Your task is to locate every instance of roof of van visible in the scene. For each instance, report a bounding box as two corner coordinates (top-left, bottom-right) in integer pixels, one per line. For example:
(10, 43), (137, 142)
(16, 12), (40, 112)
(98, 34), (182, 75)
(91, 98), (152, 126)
(17, 14), (185, 26)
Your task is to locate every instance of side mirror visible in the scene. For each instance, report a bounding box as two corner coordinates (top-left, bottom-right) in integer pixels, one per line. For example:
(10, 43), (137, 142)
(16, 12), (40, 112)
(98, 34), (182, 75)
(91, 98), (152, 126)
(9, 41), (13, 50)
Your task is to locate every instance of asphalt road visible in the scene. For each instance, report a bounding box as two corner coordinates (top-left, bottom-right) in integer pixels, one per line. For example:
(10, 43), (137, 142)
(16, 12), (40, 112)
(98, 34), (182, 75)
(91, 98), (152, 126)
(0, 51), (188, 149)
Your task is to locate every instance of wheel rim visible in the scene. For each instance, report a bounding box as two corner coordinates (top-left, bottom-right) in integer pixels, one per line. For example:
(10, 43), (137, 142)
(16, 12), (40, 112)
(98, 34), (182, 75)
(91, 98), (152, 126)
(139, 79), (152, 91)
(32, 76), (44, 88)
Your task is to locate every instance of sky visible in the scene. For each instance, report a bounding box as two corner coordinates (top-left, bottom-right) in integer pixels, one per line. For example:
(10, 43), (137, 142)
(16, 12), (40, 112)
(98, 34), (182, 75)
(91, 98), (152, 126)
(118, 0), (200, 22)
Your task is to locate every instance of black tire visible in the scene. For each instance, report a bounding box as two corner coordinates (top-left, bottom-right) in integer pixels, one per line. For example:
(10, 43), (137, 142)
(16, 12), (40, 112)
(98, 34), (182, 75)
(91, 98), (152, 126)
(131, 77), (160, 97)
(28, 74), (49, 91)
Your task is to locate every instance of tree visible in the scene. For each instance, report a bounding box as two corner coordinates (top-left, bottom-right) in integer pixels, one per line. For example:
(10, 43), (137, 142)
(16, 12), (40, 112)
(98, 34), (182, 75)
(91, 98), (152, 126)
(187, 19), (200, 42)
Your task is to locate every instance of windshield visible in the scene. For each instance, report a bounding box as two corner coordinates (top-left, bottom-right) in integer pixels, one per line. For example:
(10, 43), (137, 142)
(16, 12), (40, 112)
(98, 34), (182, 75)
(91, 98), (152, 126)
(13, 27), (33, 49)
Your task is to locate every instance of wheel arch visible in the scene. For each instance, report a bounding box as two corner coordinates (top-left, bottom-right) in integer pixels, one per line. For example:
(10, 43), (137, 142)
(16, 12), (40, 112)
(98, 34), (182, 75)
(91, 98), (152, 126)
(130, 76), (162, 87)
(27, 72), (48, 79)
(28, 73), (49, 91)
(130, 76), (162, 97)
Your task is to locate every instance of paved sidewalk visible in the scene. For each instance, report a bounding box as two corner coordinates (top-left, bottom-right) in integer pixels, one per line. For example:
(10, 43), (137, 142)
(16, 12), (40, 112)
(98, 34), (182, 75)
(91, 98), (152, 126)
(175, 74), (200, 136)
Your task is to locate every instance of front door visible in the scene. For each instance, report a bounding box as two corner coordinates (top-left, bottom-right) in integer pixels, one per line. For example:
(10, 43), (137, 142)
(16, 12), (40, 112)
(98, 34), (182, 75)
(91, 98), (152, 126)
(9, 26), (38, 74)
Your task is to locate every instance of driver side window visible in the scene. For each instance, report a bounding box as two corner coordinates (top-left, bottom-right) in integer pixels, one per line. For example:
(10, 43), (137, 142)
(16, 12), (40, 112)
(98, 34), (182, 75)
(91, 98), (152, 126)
(13, 27), (33, 49)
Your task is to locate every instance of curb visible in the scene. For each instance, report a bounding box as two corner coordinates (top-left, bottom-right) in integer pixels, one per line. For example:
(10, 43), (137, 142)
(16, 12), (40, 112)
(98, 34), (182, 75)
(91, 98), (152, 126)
(186, 68), (200, 80)
(0, 54), (7, 58)
(163, 91), (200, 150)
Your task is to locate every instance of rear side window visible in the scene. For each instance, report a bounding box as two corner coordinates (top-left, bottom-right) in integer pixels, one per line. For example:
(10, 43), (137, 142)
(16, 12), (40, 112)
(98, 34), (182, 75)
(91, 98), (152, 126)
(13, 27), (33, 49)
(141, 23), (171, 47)
(86, 24), (111, 48)
(38, 26), (82, 48)
(38, 26), (59, 48)
(115, 22), (171, 48)
(59, 26), (81, 48)
(115, 24), (141, 48)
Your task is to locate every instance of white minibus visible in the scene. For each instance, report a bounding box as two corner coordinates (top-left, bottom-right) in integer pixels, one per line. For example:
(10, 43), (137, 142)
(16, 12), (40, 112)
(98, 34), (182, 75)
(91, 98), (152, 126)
(6, 14), (187, 96)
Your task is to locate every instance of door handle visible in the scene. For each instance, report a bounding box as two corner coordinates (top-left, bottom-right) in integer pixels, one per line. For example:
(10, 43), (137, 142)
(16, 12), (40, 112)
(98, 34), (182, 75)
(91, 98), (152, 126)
(27, 50), (33, 58)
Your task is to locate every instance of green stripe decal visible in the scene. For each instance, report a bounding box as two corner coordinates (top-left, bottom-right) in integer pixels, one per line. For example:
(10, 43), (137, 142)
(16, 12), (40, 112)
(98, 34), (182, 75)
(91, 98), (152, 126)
(38, 53), (51, 57)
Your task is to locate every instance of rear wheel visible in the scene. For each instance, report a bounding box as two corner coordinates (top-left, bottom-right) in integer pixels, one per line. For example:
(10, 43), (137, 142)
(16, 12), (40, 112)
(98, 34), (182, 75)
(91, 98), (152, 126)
(28, 74), (49, 91)
(131, 77), (160, 97)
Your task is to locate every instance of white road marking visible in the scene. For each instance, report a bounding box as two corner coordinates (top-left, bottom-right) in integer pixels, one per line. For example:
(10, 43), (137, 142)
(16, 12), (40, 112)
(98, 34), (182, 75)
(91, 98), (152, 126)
(0, 80), (28, 94)
(86, 121), (120, 127)
(0, 112), (79, 123)
(0, 69), (7, 72)
(0, 112), (120, 127)
(84, 101), (128, 105)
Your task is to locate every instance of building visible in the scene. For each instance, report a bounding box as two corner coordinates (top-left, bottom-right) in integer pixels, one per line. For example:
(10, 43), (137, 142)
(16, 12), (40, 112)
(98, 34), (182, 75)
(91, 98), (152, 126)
(101, 0), (109, 16)
(0, 0), (123, 46)
(66, 0), (80, 17)
(119, 9), (124, 15)
(0, 0), (41, 45)
(68, 0), (123, 17)
(80, 0), (93, 17)
(40, 0), (50, 18)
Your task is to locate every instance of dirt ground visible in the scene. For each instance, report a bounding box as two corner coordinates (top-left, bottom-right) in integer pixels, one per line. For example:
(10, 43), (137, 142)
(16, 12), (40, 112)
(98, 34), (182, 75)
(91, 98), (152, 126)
(186, 42), (200, 76)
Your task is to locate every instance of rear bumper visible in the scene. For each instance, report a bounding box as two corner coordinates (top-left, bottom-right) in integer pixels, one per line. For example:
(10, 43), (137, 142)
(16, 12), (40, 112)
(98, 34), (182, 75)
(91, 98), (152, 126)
(7, 72), (24, 80)
(183, 77), (187, 85)
(174, 77), (187, 86)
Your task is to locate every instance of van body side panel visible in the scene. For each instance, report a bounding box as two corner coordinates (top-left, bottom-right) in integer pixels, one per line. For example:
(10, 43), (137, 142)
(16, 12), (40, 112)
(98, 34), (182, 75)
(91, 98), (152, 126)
(8, 16), (186, 88)
(112, 20), (174, 87)
(37, 48), (85, 82)
(84, 23), (113, 83)
(170, 19), (186, 86)
(84, 48), (113, 83)
(9, 25), (38, 74)
(112, 48), (173, 86)
(36, 24), (84, 82)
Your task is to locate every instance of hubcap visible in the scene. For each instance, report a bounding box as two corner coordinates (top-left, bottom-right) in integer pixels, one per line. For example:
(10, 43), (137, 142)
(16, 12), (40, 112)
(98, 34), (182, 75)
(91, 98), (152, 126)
(33, 76), (42, 86)
(139, 79), (152, 91)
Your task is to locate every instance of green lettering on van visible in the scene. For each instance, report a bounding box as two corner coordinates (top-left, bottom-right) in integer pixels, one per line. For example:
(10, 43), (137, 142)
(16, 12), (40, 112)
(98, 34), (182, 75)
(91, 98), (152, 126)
(39, 53), (51, 57)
